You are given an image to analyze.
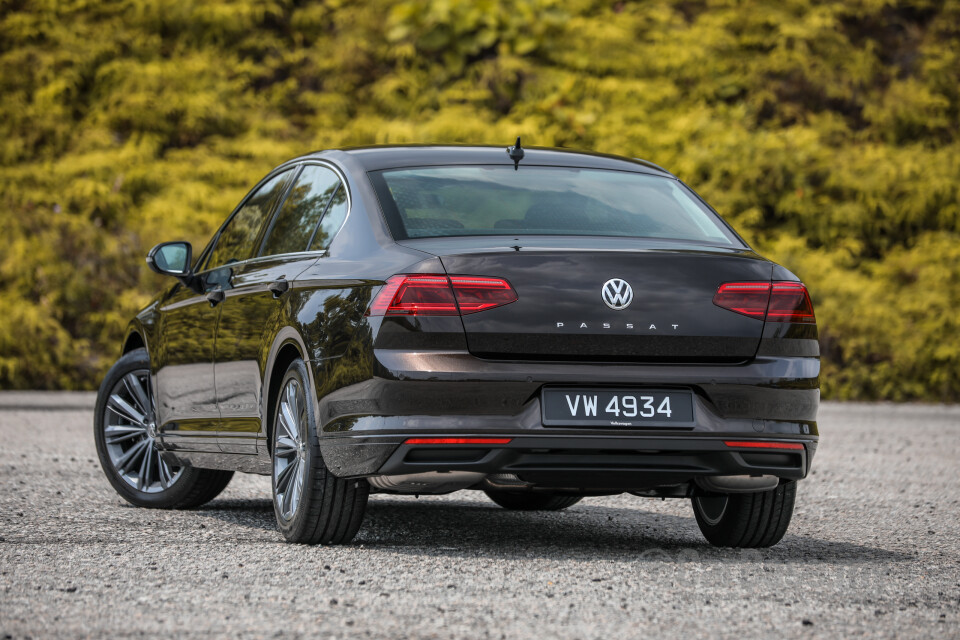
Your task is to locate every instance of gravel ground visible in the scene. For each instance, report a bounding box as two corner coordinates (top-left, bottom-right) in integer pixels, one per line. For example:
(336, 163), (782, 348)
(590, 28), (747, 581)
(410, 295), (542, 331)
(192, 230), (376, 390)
(1, 393), (958, 639)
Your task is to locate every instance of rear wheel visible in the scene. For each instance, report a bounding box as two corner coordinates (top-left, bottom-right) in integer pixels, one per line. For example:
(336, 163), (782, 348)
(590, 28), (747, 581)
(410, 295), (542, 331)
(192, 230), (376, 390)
(271, 358), (369, 544)
(691, 480), (797, 548)
(484, 489), (582, 511)
(94, 348), (233, 509)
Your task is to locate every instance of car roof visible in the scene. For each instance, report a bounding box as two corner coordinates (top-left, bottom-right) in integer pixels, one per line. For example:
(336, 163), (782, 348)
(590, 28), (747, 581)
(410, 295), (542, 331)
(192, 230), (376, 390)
(300, 144), (675, 177)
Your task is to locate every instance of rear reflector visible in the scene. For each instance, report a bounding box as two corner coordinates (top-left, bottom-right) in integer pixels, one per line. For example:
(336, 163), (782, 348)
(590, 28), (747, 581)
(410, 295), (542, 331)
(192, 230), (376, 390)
(367, 274), (517, 317)
(713, 281), (815, 323)
(404, 437), (513, 445)
(724, 440), (805, 450)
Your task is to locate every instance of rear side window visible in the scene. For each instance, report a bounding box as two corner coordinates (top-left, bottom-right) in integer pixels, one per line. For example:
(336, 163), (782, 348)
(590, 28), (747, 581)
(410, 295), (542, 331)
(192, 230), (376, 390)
(308, 184), (348, 251)
(369, 166), (737, 245)
(260, 165), (340, 257)
(207, 169), (294, 269)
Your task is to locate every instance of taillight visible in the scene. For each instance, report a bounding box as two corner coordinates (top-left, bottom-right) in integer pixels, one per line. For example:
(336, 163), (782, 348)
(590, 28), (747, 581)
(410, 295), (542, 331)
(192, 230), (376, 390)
(713, 281), (815, 323)
(765, 282), (816, 323)
(367, 274), (518, 317)
(712, 282), (770, 319)
(448, 276), (518, 314)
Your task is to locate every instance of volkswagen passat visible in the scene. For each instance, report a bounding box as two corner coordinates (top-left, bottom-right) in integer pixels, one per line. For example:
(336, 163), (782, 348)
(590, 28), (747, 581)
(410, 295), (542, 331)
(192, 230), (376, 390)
(94, 143), (819, 548)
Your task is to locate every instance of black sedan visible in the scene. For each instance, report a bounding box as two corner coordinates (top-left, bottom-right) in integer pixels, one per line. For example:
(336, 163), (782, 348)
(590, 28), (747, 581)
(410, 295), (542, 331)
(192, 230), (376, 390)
(94, 142), (819, 548)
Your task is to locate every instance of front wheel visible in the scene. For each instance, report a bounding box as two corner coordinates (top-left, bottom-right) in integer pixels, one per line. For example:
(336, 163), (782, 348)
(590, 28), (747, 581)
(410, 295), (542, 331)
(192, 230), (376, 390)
(484, 489), (582, 511)
(94, 348), (233, 509)
(271, 358), (369, 544)
(691, 480), (797, 548)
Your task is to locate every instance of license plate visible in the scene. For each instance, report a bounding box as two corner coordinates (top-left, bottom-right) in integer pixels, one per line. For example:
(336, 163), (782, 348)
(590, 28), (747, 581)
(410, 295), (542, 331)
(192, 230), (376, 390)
(541, 389), (694, 427)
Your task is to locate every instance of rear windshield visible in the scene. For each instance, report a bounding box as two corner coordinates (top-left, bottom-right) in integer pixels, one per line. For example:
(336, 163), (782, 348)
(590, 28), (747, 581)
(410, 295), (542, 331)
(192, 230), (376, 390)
(369, 165), (739, 245)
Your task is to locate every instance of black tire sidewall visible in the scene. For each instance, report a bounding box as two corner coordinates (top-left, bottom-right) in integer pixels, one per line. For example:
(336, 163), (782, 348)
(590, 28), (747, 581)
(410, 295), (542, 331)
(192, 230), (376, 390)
(691, 481), (797, 548)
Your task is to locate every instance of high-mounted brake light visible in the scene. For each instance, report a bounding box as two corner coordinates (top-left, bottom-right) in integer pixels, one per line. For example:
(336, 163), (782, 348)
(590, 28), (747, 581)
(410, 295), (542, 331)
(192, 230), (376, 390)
(366, 274), (518, 317)
(724, 440), (805, 450)
(713, 281), (815, 323)
(404, 437), (513, 445)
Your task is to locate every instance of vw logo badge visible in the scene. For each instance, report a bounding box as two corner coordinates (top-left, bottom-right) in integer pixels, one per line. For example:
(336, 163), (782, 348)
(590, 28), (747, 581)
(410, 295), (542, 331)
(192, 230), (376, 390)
(602, 278), (633, 310)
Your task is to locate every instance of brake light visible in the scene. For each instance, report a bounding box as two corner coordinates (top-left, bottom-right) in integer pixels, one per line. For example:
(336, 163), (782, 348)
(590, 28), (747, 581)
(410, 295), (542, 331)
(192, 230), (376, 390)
(724, 440), (805, 450)
(404, 437), (513, 445)
(449, 276), (518, 314)
(367, 274), (517, 317)
(766, 282), (816, 323)
(712, 282), (771, 319)
(368, 275), (458, 316)
(713, 281), (815, 323)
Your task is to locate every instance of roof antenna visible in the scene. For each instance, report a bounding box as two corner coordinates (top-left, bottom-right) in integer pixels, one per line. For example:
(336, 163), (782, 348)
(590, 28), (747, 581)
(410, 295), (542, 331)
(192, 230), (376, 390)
(507, 136), (524, 170)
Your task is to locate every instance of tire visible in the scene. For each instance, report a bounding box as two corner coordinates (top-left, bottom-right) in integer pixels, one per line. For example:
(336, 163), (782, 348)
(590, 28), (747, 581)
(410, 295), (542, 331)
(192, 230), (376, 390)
(484, 489), (582, 511)
(271, 358), (369, 545)
(691, 480), (797, 548)
(94, 348), (234, 509)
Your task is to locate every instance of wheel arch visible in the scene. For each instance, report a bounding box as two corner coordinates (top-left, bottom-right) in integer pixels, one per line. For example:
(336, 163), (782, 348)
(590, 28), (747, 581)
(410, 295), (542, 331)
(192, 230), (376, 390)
(263, 328), (312, 453)
(121, 325), (147, 357)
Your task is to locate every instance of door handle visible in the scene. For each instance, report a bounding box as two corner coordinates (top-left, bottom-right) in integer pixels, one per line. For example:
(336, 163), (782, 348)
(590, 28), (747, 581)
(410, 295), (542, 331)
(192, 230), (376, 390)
(206, 288), (225, 307)
(268, 277), (290, 298)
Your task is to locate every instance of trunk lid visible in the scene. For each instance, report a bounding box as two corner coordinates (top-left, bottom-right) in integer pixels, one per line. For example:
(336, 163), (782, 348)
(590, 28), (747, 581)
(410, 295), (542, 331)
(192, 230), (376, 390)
(399, 237), (773, 362)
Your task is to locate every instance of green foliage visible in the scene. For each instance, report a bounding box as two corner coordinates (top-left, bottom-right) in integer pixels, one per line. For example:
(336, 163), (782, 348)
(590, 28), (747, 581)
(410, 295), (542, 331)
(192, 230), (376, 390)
(1, 0), (958, 399)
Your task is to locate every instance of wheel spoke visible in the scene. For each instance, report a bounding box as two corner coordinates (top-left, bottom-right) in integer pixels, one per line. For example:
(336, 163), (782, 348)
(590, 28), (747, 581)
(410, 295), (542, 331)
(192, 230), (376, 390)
(137, 443), (153, 490)
(157, 454), (172, 489)
(281, 461), (299, 514)
(123, 373), (151, 417)
(105, 425), (146, 445)
(286, 382), (301, 434)
(277, 406), (294, 441)
(279, 400), (299, 442)
(290, 382), (302, 424)
(107, 394), (146, 426)
(117, 438), (149, 473)
(289, 465), (303, 514)
(275, 436), (297, 456)
(276, 459), (296, 494)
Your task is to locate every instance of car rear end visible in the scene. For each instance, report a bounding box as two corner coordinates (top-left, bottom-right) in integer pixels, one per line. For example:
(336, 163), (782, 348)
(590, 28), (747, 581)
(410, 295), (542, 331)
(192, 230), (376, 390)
(318, 153), (819, 518)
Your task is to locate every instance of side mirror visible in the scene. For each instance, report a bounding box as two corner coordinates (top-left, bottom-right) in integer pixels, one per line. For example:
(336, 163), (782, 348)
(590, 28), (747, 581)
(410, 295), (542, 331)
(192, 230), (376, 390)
(147, 241), (193, 276)
(147, 241), (203, 292)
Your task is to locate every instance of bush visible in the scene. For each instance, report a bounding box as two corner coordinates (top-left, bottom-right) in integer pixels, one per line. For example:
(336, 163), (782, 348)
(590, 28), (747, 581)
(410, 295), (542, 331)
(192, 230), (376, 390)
(0, 0), (958, 399)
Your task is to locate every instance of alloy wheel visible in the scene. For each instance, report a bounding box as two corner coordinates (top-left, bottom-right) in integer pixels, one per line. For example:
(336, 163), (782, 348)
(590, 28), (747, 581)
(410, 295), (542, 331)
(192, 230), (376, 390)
(273, 378), (308, 521)
(102, 369), (182, 493)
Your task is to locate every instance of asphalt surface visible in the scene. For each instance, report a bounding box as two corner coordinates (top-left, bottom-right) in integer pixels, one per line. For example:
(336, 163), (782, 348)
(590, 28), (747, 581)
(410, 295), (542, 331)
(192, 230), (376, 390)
(1, 393), (958, 639)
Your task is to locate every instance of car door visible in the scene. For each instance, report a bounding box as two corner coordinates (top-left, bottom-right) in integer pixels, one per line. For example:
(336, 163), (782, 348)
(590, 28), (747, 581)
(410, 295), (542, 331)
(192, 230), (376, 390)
(155, 168), (295, 453)
(215, 163), (345, 454)
(153, 280), (222, 453)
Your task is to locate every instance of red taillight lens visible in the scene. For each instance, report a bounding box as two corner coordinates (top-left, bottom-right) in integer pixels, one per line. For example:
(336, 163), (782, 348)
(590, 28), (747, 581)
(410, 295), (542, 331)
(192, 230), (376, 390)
(724, 440), (805, 450)
(367, 275), (458, 316)
(367, 274), (517, 317)
(713, 281), (815, 323)
(713, 282), (771, 319)
(449, 276), (518, 314)
(766, 282), (816, 323)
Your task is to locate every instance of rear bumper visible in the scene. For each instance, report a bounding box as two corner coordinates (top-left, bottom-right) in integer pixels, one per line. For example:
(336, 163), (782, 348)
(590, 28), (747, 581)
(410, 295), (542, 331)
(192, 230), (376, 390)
(321, 434), (817, 489)
(315, 349), (820, 485)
